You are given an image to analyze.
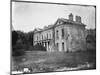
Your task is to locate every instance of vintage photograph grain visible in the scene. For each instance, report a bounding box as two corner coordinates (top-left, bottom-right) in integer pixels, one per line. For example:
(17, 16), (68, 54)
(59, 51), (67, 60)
(11, 0), (96, 74)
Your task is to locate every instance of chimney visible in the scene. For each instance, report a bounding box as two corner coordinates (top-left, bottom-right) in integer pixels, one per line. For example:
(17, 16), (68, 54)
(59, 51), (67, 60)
(79, 16), (81, 23)
(75, 15), (81, 23)
(69, 13), (73, 21)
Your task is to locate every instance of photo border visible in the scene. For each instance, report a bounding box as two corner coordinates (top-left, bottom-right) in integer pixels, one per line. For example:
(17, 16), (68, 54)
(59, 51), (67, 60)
(10, 0), (96, 74)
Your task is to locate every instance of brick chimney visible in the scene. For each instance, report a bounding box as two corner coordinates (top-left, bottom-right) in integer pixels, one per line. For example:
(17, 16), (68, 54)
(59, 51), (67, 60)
(75, 15), (81, 23)
(69, 13), (73, 21)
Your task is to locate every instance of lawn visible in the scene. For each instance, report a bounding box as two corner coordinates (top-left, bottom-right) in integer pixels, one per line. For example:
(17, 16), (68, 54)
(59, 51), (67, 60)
(12, 50), (96, 73)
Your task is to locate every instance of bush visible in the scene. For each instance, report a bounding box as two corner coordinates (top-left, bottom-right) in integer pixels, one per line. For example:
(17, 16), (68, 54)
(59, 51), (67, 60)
(12, 49), (25, 56)
(12, 44), (25, 56)
(32, 44), (46, 51)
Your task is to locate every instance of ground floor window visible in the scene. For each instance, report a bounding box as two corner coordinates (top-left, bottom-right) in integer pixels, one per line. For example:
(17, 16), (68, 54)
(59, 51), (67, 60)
(62, 42), (64, 51)
(56, 43), (59, 51)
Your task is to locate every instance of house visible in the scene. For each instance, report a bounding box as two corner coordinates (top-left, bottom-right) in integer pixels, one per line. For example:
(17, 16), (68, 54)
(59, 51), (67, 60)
(33, 13), (86, 52)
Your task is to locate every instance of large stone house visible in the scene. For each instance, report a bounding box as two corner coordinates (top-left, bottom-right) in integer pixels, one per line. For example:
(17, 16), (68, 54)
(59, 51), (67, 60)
(33, 13), (86, 52)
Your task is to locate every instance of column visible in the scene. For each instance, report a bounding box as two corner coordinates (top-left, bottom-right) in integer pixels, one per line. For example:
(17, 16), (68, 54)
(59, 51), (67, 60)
(43, 42), (45, 47)
(46, 42), (49, 51)
(42, 42), (43, 46)
(45, 42), (47, 50)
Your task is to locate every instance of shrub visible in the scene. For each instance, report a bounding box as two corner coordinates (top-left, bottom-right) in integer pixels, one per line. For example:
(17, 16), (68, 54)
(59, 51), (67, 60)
(12, 44), (25, 56)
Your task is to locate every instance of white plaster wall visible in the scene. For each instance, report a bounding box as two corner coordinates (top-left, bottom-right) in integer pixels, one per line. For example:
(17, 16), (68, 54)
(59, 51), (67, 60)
(41, 29), (53, 40)
(33, 24), (86, 52)
(54, 24), (68, 52)
(67, 24), (86, 51)
(54, 24), (86, 52)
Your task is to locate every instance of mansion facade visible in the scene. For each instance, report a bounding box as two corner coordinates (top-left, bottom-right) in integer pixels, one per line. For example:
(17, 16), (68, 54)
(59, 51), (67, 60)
(33, 13), (86, 52)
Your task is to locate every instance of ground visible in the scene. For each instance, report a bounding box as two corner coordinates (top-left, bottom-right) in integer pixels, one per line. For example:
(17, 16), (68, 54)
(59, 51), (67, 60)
(12, 50), (96, 74)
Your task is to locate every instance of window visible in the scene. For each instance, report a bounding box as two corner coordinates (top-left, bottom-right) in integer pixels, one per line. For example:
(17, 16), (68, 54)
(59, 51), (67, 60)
(42, 35), (43, 40)
(56, 30), (59, 39)
(37, 36), (38, 40)
(48, 41), (50, 46)
(56, 43), (59, 51)
(62, 28), (64, 39)
(49, 33), (51, 39)
(47, 33), (48, 39)
(62, 42), (64, 51)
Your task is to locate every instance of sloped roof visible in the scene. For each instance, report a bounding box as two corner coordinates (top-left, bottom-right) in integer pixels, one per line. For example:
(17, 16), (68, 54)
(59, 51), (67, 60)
(34, 17), (86, 33)
(54, 18), (86, 26)
(34, 28), (43, 32)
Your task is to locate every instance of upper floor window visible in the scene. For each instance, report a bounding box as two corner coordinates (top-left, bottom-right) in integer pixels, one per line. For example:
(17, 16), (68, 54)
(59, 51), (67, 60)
(42, 35), (43, 40)
(49, 33), (51, 39)
(47, 33), (48, 39)
(37, 36), (38, 40)
(62, 28), (64, 39)
(56, 30), (59, 39)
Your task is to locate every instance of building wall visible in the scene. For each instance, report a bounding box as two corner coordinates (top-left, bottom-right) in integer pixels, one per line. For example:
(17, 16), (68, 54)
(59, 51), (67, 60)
(54, 24), (86, 52)
(54, 24), (68, 52)
(33, 24), (86, 52)
(33, 13), (86, 52)
(33, 28), (54, 51)
(68, 25), (86, 52)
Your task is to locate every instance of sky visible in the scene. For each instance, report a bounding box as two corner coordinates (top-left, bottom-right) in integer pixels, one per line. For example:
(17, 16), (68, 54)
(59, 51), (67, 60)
(12, 1), (96, 32)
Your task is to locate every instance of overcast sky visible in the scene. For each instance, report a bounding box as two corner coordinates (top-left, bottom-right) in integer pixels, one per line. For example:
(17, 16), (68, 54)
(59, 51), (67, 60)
(12, 1), (96, 32)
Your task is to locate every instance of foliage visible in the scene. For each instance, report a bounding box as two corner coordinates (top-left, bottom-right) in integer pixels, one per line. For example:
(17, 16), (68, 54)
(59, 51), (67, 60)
(12, 51), (96, 72)
(12, 30), (26, 56)
(12, 30), (46, 56)
(32, 44), (46, 51)
(12, 31), (18, 46)
(86, 29), (96, 51)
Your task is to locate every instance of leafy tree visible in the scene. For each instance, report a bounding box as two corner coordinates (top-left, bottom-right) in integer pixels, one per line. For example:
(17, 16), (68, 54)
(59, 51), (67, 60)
(12, 31), (18, 46)
(12, 31), (25, 56)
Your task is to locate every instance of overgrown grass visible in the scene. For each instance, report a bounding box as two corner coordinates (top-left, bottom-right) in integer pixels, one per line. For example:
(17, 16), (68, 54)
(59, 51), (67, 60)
(12, 50), (96, 73)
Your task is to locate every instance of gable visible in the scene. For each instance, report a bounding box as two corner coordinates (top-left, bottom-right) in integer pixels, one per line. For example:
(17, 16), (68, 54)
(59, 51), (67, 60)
(54, 18), (65, 26)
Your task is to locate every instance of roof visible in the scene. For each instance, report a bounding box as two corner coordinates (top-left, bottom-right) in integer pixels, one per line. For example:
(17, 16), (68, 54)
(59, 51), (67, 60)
(34, 17), (86, 33)
(54, 18), (86, 26)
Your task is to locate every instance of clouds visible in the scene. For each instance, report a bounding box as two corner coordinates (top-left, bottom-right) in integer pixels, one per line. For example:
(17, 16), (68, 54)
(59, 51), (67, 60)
(12, 2), (95, 32)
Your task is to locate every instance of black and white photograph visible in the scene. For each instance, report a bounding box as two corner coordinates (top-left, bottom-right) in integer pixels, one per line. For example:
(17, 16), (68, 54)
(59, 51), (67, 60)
(11, 0), (96, 74)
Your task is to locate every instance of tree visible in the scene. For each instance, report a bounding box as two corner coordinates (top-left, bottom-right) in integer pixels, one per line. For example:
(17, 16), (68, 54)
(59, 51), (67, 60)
(12, 31), (25, 56)
(12, 31), (18, 46)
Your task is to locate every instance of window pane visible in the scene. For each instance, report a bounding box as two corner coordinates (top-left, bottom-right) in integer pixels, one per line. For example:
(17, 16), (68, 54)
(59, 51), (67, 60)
(62, 29), (64, 39)
(57, 43), (59, 51)
(56, 30), (59, 39)
(62, 42), (64, 51)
